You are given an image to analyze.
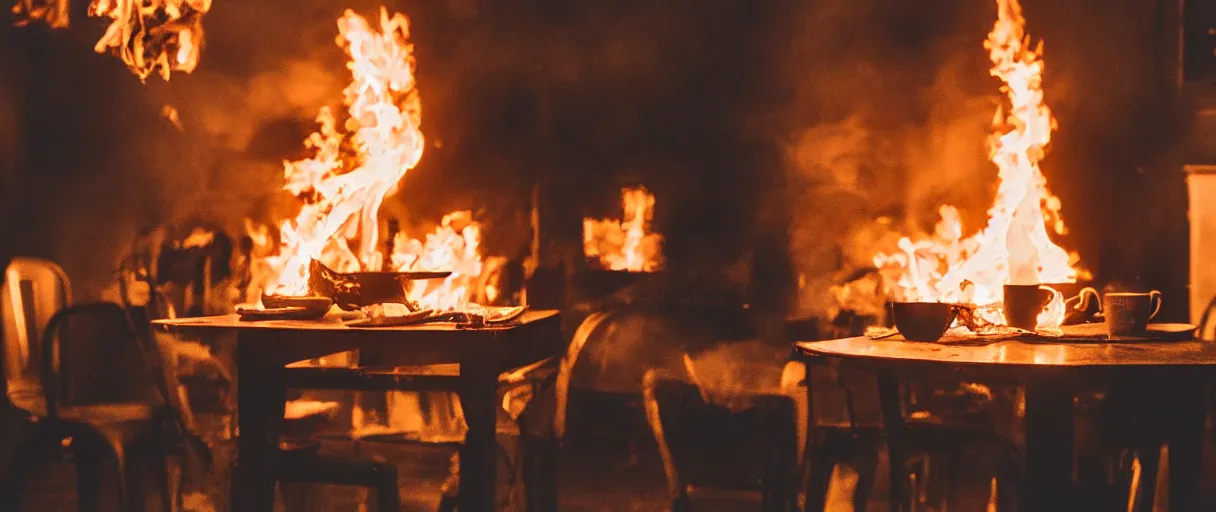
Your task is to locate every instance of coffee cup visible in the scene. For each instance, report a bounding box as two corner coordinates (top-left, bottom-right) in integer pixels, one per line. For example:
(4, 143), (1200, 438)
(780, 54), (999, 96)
(1003, 284), (1062, 331)
(1097, 291), (1162, 337)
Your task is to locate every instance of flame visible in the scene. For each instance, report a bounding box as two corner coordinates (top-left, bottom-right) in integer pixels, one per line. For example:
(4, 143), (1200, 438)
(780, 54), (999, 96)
(245, 8), (481, 312)
(88, 0), (210, 81)
(873, 0), (1084, 329)
(11, 0), (69, 28)
(583, 186), (665, 272)
(390, 211), (482, 311)
(252, 7), (424, 299)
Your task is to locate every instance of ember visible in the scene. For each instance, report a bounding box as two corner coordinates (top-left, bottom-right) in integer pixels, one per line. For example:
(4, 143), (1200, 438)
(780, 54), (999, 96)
(873, 0), (1086, 329)
(583, 186), (665, 272)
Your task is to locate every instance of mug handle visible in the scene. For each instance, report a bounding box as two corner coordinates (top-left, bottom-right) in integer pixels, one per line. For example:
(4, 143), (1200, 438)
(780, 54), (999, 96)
(1038, 285), (1062, 308)
(1066, 287), (1101, 312)
(1148, 290), (1162, 321)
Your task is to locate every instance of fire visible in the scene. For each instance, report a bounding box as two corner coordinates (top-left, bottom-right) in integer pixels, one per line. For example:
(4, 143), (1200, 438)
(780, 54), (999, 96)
(583, 186), (665, 272)
(11, 0), (69, 28)
(254, 7), (424, 299)
(874, 0), (1084, 329)
(89, 0), (210, 81)
(246, 7), (481, 312)
(12, 0), (208, 80)
(391, 211), (482, 311)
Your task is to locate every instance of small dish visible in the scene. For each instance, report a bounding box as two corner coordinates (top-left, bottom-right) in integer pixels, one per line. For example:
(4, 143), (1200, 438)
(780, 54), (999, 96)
(485, 305), (528, 324)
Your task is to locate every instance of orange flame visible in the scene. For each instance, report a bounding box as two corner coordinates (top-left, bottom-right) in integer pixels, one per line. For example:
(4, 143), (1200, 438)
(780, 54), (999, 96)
(246, 8), (481, 312)
(583, 186), (664, 272)
(254, 7), (424, 298)
(874, 0), (1084, 329)
(88, 0), (210, 81)
(391, 211), (482, 311)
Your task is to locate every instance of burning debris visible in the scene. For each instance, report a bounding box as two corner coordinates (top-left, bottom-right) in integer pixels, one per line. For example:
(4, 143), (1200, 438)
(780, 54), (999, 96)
(584, 186), (665, 272)
(89, 0), (210, 81)
(11, 0), (209, 81)
(871, 0), (1087, 329)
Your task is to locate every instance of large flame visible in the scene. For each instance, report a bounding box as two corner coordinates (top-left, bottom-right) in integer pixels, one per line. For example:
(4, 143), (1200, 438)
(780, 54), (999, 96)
(247, 7), (481, 312)
(254, 7), (424, 298)
(583, 186), (665, 272)
(874, 0), (1083, 329)
(88, 0), (210, 81)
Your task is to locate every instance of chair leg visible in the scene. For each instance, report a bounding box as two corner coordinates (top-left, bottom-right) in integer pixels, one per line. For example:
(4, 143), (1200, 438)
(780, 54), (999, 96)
(1131, 445), (1160, 512)
(95, 430), (131, 512)
(156, 452), (182, 512)
(760, 397), (797, 512)
(853, 441), (878, 512)
(0, 425), (59, 510)
(803, 432), (836, 512)
(76, 442), (105, 512)
(519, 432), (559, 512)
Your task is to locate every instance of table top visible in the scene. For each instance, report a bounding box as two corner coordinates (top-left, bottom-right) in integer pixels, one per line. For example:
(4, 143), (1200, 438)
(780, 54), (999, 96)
(795, 336), (1216, 369)
(154, 310), (563, 368)
(153, 310), (559, 334)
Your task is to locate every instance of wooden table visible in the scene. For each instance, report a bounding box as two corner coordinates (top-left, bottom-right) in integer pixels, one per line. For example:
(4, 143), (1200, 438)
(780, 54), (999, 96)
(794, 336), (1216, 512)
(154, 310), (562, 512)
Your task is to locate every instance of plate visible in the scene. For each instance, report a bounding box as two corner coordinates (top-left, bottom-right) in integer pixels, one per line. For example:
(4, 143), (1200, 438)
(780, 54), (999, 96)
(485, 305), (528, 324)
(1047, 322), (1197, 342)
(345, 309), (435, 328)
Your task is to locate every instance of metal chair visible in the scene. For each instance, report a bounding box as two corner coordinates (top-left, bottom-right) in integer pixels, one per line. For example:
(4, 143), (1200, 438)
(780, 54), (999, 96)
(642, 366), (799, 512)
(0, 300), (184, 511)
(1, 256), (71, 416)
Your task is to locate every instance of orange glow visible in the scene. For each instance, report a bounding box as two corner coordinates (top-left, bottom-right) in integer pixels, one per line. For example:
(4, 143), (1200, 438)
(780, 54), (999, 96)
(88, 0), (210, 81)
(874, 0), (1084, 329)
(584, 186), (664, 272)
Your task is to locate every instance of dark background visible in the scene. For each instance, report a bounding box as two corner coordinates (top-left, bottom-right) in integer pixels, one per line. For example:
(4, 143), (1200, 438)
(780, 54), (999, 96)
(0, 0), (1201, 320)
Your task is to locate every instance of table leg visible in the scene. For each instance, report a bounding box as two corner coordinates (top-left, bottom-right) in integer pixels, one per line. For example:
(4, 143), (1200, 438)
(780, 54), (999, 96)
(459, 359), (499, 512)
(1167, 373), (1204, 512)
(1024, 375), (1074, 512)
(876, 370), (906, 512)
(232, 338), (287, 512)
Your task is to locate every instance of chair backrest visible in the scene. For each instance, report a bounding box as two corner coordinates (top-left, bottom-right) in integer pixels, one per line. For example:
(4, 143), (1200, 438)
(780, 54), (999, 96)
(42, 303), (162, 416)
(0, 257), (70, 412)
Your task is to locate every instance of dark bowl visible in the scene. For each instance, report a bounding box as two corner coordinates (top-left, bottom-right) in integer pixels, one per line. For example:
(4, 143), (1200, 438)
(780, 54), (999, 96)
(891, 302), (958, 342)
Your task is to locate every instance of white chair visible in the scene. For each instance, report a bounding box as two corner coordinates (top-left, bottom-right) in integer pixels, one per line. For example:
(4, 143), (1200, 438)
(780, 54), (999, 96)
(0, 257), (71, 414)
